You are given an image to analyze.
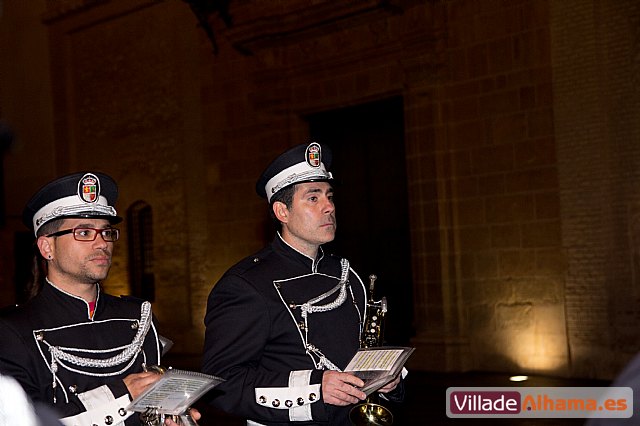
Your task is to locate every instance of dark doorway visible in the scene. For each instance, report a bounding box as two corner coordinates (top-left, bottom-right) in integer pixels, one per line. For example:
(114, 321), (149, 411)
(307, 96), (413, 345)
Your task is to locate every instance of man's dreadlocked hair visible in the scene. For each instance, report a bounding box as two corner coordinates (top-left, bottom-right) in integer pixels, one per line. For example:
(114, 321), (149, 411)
(26, 219), (63, 300)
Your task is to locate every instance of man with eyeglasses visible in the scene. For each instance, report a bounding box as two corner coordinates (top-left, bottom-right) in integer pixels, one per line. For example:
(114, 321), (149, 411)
(0, 172), (198, 426)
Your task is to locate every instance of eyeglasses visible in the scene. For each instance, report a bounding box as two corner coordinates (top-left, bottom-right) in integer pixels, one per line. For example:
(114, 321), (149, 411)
(46, 227), (120, 242)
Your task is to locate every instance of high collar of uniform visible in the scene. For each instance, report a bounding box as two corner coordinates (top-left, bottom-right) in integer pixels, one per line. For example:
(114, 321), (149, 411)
(273, 233), (325, 271)
(41, 279), (101, 320)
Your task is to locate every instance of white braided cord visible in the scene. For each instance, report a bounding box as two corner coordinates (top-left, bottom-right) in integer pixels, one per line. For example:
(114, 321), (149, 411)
(50, 351), (141, 378)
(300, 283), (347, 318)
(300, 259), (351, 370)
(43, 301), (152, 401)
(274, 258), (356, 370)
(297, 259), (350, 318)
(47, 301), (152, 370)
(306, 344), (340, 371)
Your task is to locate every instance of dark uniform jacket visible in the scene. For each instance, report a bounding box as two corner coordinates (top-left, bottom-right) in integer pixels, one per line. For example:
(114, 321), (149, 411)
(202, 234), (369, 425)
(0, 281), (162, 426)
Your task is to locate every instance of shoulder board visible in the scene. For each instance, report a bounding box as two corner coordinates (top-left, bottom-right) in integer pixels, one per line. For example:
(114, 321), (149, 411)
(231, 255), (266, 275)
(230, 246), (274, 275)
(119, 294), (148, 305)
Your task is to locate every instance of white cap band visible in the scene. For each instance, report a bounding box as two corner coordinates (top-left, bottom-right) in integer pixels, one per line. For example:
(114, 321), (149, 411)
(33, 194), (117, 235)
(265, 162), (332, 203)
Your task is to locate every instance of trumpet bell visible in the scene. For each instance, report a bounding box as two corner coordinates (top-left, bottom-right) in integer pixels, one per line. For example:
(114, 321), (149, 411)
(349, 402), (394, 426)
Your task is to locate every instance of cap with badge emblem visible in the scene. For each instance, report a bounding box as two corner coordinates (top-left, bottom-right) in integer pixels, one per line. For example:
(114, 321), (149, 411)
(256, 142), (333, 203)
(23, 172), (122, 236)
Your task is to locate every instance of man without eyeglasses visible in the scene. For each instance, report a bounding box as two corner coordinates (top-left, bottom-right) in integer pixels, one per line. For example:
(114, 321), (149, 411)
(202, 143), (402, 425)
(0, 172), (200, 426)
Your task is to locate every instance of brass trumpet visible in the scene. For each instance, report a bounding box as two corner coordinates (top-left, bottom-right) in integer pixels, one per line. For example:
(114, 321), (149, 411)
(349, 275), (394, 426)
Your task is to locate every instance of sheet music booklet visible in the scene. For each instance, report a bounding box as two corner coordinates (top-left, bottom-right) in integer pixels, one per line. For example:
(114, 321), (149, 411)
(344, 346), (415, 396)
(127, 368), (225, 416)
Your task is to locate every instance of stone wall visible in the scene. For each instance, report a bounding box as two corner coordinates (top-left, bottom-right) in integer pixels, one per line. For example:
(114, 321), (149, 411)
(551, 0), (640, 378)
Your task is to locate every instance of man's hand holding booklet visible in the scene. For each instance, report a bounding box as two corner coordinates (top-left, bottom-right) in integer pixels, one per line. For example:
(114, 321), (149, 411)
(344, 346), (415, 395)
(127, 368), (225, 423)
